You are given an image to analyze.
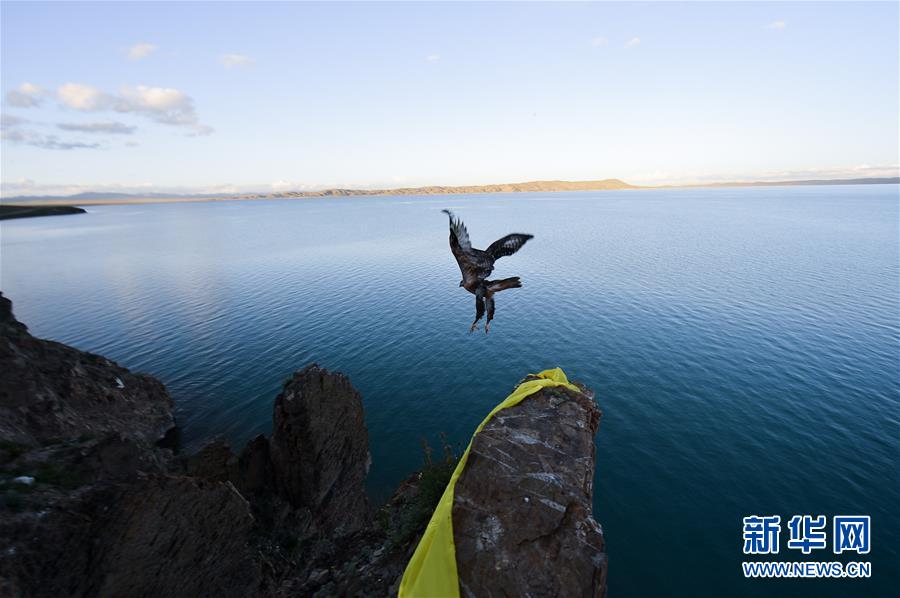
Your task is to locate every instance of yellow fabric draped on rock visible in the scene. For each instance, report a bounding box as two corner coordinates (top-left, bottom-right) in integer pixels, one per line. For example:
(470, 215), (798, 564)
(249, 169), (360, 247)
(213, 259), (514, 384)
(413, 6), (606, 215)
(398, 368), (580, 598)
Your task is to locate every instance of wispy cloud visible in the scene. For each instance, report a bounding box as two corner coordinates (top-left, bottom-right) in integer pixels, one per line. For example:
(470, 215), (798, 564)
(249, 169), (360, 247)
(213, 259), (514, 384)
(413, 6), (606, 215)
(57, 121), (136, 135)
(0, 108), (108, 150)
(624, 37), (641, 48)
(127, 43), (158, 60)
(765, 21), (787, 30)
(185, 124), (214, 137)
(1, 129), (101, 150)
(1, 114), (28, 129)
(5, 82), (47, 108)
(425, 54), (441, 62)
(1, 109), (109, 150)
(221, 53), (254, 68)
(54, 83), (213, 135)
(589, 36), (608, 47)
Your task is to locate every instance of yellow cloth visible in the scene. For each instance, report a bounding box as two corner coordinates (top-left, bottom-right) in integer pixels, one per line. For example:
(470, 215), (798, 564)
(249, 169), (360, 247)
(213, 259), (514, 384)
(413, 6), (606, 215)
(398, 368), (580, 598)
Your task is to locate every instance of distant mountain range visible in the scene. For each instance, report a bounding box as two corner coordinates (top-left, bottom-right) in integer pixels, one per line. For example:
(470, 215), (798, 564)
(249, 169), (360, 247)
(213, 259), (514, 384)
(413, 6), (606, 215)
(2, 177), (897, 205)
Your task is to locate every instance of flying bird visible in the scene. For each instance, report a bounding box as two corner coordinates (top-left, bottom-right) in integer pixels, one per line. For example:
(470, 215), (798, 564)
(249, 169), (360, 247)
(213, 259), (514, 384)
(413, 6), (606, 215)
(442, 209), (533, 333)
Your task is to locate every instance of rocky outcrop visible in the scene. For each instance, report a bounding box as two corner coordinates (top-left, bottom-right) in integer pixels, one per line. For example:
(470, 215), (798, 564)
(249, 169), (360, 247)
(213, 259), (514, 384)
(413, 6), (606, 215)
(453, 380), (607, 597)
(0, 293), (606, 597)
(270, 365), (371, 533)
(0, 435), (171, 597)
(0, 292), (174, 446)
(92, 476), (261, 597)
(181, 364), (372, 536)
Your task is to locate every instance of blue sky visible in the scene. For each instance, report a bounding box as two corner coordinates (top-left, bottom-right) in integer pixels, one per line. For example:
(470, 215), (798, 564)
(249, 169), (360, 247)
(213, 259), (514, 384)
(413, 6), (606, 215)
(1, 1), (898, 196)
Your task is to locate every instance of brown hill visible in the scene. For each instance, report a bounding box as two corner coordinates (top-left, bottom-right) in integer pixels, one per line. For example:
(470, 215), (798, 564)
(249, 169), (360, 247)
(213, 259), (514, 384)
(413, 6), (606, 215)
(252, 178), (638, 199)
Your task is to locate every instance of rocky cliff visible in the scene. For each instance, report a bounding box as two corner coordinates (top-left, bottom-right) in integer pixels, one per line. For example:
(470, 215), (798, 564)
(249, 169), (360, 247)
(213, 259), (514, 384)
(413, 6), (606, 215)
(0, 292), (174, 446)
(0, 293), (606, 597)
(454, 381), (607, 597)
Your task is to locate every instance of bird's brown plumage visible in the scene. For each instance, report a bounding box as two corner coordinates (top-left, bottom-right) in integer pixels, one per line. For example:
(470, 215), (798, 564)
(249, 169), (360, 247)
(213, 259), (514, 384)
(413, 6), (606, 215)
(442, 209), (533, 332)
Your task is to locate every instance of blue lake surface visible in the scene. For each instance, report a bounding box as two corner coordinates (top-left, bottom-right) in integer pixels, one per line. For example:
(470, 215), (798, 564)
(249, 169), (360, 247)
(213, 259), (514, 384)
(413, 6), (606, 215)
(1, 185), (898, 596)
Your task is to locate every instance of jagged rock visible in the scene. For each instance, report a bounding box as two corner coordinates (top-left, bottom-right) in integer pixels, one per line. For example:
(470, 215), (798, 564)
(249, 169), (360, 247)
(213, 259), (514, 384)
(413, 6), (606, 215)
(0, 473), (261, 598)
(272, 473), (428, 598)
(269, 364), (371, 533)
(0, 292), (175, 446)
(452, 380), (607, 598)
(1, 294), (608, 596)
(0, 481), (125, 597)
(93, 476), (261, 597)
(185, 437), (237, 481)
(0, 434), (170, 597)
(0, 293), (27, 335)
(238, 434), (273, 496)
(184, 435), (273, 497)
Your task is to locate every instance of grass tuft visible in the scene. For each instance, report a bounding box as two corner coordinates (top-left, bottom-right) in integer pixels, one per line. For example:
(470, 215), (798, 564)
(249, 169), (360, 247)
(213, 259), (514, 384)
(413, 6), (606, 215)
(387, 433), (459, 548)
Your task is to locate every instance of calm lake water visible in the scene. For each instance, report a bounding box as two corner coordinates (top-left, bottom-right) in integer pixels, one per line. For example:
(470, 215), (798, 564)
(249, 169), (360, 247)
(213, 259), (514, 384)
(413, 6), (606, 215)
(2, 185), (898, 596)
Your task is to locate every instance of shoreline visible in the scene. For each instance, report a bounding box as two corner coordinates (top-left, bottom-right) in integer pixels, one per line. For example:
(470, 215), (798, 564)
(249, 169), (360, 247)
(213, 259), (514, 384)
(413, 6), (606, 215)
(1, 176), (897, 209)
(0, 205), (87, 220)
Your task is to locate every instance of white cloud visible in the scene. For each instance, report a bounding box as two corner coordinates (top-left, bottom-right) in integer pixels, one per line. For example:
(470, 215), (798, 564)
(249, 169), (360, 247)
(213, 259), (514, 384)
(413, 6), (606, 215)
(625, 37), (641, 48)
(765, 21), (787, 30)
(426, 54), (441, 62)
(589, 37), (608, 47)
(5, 82), (46, 107)
(58, 83), (108, 110)
(221, 53), (254, 68)
(54, 83), (212, 134)
(57, 121), (136, 135)
(117, 85), (196, 124)
(128, 43), (158, 60)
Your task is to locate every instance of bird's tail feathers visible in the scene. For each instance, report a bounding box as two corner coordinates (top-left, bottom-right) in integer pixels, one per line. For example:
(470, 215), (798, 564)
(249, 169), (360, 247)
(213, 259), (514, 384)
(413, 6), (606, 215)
(487, 277), (522, 293)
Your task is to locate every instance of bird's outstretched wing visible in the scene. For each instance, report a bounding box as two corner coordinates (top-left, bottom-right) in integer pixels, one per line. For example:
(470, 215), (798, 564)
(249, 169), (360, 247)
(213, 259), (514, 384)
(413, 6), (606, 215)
(486, 233), (534, 260)
(443, 210), (492, 283)
(442, 210), (471, 252)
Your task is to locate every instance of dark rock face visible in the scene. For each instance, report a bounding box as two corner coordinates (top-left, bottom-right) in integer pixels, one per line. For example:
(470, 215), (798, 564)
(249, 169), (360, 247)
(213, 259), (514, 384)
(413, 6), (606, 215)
(0, 435), (171, 597)
(1, 471), (260, 598)
(0, 292), (175, 446)
(183, 435), (274, 499)
(238, 434), (273, 496)
(269, 364), (371, 533)
(94, 476), (260, 598)
(453, 381), (607, 598)
(0, 293), (607, 597)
